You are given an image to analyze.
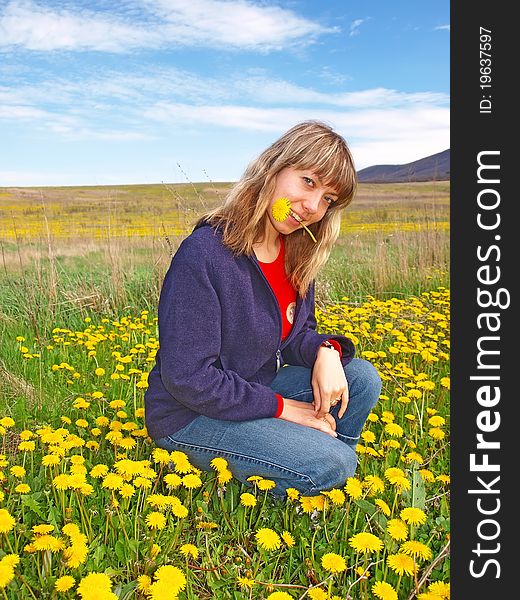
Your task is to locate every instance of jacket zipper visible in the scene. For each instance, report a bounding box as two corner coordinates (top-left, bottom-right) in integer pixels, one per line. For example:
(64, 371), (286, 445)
(248, 254), (302, 371)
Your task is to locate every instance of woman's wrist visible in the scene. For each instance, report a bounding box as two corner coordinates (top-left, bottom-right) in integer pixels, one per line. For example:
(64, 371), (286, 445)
(320, 339), (342, 357)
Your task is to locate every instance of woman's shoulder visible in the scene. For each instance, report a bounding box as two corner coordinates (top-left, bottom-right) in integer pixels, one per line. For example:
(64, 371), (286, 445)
(173, 224), (227, 265)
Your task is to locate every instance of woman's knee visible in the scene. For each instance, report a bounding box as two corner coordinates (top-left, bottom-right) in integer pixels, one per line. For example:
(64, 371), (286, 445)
(345, 358), (382, 408)
(308, 444), (358, 493)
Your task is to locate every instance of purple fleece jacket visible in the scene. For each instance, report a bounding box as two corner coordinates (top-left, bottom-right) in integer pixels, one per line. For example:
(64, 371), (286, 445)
(144, 223), (355, 441)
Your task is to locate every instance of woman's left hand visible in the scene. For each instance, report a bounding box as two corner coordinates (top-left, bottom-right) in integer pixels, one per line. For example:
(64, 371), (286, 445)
(311, 345), (349, 419)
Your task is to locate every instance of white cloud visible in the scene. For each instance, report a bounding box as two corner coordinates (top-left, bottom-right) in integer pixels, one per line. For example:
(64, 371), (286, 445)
(349, 18), (369, 37)
(0, 0), (337, 52)
(142, 102), (449, 168)
(435, 24), (450, 31)
(234, 79), (448, 108)
(150, 0), (337, 49)
(0, 1), (158, 52)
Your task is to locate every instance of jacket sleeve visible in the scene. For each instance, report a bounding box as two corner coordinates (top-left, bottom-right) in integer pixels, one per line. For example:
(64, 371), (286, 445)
(281, 282), (355, 368)
(157, 236), (279, 421)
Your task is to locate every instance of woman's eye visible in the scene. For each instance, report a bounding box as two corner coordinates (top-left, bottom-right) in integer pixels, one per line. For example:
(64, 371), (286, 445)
(324, 196), (334, 205)
(303, 176), (314, 186)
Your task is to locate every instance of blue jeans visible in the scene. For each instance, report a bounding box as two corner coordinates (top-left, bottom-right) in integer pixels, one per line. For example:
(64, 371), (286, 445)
(155, 358), (381, 497)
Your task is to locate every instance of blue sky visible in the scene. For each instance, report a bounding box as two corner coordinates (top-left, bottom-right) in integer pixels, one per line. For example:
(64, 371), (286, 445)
(0, 0), (449, 186)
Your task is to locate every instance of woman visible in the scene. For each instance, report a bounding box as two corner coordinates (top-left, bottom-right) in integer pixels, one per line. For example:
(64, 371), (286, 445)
(144, 120), (381, 497)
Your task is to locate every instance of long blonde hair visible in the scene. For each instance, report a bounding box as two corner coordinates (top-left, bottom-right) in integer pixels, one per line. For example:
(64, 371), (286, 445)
(198, 120), (357, 296)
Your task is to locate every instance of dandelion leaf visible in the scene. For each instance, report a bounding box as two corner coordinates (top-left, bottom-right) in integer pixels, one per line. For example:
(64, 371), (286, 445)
(354, 499), (388, 530)
(403, 465), (426, 510)
(115, 539), (127, 562)
(20, 493), (46, 520)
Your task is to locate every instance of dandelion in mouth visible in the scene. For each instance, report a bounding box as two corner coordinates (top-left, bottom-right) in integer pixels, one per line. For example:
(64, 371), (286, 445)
(271, 197), (317, 243)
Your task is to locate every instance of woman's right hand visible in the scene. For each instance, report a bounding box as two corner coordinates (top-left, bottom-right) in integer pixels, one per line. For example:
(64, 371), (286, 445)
(278, 398), (337, 437)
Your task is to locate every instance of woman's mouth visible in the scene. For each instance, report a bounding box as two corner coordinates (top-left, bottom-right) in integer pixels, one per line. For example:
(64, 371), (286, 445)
(289, 210), (304, 226)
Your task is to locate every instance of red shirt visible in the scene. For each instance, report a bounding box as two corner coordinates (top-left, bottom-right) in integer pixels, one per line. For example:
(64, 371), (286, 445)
(258, 236), (297, 341)
(258, 236), (342, 418)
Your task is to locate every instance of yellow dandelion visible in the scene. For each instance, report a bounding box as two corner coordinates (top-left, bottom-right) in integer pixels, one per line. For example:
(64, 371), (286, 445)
(255, 528), (281, 551)
(272, 197), (317, 242)
(300, 496), (316, 514)
(133, 476), (152, 489)
(77, 572), (116, 599)
(364, 475), (385, 496)
(387, 553), (417, 576)
(266, 592), (293, 599)
(32, 535), (65, 552)
(361, 430), (376, 443)
(180, 544), (199, 559)
(119, 483), (135, 499)
(152, 448), (171, 465)
(10, 465), (26, 478)
(348, 532), (383, 554)
(0, 509), (16, 534)
(387, 519), (409, 542)
(15, 483), (31, 494)
(321, 552), (347, 573)
(372, 580), (398, 600)
(102, 473), (124, 490)
(237, 576), (255, 589)
(182, 473), (202, 489)
(322, 488), (345, 505)
(428, 581), (450, 598)
(55, 575), (75, 592)
(400, 540), (433, 562)
(440, 377), (450, 389)
(0, 563), (16, 589)
(90, 464), (109, 478)
(428, 415), (446, 427)
(170, 500), (188, 519)
(240, 493), (257, 507)
(384, 422), (404, 438)
(149, 565), (186, 597)
(18, 441), (36, 452)
(281, 530), (295, 547)
(308, 588), (329, 600)
(375, 499), (391, 516)
(109, 399), (126, 409)
(137, 575), (152, 593)
(217, 469), (233, 485)
(344, 477), (363, 499)
(400, 507), (427, 526)
(196, 521), (218, 530)
(257, 478), (276, 491)
(436, 474), (450, 485)
(420, 469), (435, 483)
(164, 473), (182, 488)
(32, 524), (54, 535)
(286, 488), (300, 501)
(145, 512), (167, 530)
(429, 427), (446, 440)
(271, 197), (292, 221)
(210, 457), (228, 471)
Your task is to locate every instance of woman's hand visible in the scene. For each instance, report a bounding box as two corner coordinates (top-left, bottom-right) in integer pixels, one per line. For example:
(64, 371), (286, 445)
(278, 398), (337, 437)
(311, 346), (349, 419)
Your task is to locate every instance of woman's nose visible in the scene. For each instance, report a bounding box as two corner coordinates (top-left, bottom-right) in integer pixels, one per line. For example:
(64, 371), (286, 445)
(301, 192), (322, 215)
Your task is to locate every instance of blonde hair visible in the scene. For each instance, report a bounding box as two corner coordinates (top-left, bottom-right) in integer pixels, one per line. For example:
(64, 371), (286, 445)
(198, 120), (357, 296)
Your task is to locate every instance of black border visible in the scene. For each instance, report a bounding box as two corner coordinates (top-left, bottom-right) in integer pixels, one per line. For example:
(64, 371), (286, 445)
(451, 3), (513, 595)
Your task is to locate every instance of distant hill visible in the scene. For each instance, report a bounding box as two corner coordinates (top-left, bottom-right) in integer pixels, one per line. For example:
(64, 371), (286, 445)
(357, 149), (450, 183)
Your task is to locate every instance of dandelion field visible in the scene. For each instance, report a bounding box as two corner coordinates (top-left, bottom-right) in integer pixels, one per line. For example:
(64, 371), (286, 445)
(0, 182), (450, 599)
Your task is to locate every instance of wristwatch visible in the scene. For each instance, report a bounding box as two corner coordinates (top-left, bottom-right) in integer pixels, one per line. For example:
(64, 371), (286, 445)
(321, 341), (337, 351)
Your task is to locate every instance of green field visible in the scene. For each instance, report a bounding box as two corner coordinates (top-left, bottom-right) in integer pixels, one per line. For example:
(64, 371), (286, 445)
(0, 181), (450, 599)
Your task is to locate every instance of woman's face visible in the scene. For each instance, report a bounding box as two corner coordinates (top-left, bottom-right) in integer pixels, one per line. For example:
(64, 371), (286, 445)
(266, 166), (338, 235)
